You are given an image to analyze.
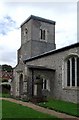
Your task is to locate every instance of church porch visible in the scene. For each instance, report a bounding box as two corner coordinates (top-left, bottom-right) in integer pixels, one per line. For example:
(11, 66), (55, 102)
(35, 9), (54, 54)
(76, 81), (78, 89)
(27, 65), (55, 102)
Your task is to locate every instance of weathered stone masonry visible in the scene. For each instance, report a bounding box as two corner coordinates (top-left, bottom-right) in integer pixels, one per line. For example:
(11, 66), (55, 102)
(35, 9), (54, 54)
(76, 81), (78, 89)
(12, 15), (79, 103)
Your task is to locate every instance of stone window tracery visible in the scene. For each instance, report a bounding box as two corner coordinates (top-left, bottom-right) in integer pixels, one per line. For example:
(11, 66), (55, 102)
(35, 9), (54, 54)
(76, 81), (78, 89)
(63, 54), (79, 88)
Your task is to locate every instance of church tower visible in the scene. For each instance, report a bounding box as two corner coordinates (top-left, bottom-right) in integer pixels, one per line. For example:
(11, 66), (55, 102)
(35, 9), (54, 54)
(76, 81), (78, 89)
(18, 15), (56, 63)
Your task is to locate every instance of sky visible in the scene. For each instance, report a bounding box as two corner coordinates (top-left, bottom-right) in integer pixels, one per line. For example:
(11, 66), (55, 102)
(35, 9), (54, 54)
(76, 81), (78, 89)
(0, 2), (77, 67)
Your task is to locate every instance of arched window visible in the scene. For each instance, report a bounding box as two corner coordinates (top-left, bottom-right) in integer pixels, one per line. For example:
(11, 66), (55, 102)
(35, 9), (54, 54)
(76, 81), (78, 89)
(72, 57), (75, 86)
(63, 54), (79, 88)
(67, 60), (70, 86)
(40, 29), (46, 40)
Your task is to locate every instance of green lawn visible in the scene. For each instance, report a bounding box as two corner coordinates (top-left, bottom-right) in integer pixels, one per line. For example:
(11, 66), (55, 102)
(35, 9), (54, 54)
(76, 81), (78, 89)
(0, 99), (2, 119)
(1, 93), (78, 118)
(0, 93), (11, 98)
(38, 99), (79, 117)
(1, 100), (62, 119)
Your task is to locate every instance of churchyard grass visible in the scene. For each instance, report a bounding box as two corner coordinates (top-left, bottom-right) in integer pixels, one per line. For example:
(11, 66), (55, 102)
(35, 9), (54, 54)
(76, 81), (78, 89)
(0, 93), (10, 98)
(38, 99), (79, 117)
(1, 100), (62, 119)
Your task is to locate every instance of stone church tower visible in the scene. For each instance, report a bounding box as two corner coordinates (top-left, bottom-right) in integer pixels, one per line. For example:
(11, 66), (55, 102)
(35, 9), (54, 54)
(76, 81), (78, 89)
(12, 15), (56, 97)
(18, 15), (56, 63)
(12, 15), (79, 104)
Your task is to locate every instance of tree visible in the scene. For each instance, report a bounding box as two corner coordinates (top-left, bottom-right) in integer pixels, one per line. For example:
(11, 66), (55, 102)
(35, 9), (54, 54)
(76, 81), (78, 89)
(0, 64), (13, 82)
(2, 64), (13, 72)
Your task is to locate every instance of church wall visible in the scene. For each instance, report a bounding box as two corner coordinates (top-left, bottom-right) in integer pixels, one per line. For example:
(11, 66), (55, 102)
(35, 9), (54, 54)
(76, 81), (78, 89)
(20, 18), (56, 60)
(31, 40), (55, 57)
(12, 69), (19, 97)
(26, 46), (79, 103)
(21, 19), (32, 45)
(33, 69), (55, 98)
(13, 63), (27, 97)
(20, 41), (31, 60)
(31, 19), (55, 44)
(31, 19), (56, 56)
(13, 15), (79, 103)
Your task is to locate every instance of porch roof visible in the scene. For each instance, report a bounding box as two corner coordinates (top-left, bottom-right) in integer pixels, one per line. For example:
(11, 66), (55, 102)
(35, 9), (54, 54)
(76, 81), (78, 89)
(27, 65), (55, 71)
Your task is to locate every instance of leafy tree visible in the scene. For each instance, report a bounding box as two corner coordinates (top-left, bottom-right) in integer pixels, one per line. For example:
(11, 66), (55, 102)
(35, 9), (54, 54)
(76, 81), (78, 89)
(2, 64), (13, 72)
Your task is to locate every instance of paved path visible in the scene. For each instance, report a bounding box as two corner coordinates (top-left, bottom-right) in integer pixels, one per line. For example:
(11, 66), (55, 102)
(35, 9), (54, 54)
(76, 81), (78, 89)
(0, 97), (79, 120)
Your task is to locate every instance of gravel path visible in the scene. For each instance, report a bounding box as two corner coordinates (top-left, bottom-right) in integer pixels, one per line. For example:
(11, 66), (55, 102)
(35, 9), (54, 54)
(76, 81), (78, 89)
(0, 97), (79, 120)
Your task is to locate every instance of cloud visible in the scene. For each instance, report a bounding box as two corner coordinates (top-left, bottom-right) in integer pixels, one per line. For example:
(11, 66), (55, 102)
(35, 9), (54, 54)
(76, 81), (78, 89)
(1, 51), (16, 63)
(0, 2), (77, 67)
(0, 28), (21, 67)
(0, 15), (16, 35)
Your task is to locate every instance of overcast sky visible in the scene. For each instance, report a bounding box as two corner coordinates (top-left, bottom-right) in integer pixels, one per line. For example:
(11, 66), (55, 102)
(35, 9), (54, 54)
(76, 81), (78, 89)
(0, 2), (77, 67)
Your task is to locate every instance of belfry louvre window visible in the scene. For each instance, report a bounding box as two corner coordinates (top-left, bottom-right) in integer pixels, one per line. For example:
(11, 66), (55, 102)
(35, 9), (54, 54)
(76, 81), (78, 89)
(66, 56), (79, 87)
(40, 29), (46, 40)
